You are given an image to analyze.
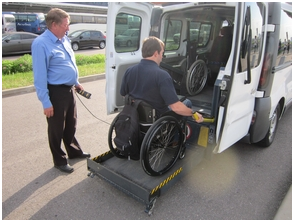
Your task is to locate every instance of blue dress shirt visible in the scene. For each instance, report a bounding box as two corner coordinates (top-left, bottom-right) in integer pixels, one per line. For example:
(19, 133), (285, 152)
(32, 29), (79, 109)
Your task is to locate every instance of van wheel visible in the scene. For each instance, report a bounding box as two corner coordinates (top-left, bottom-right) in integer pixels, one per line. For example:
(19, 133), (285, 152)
(72, 43), (79, 51)
(99, 41), (105, 49)
(257, 105), (280, 147)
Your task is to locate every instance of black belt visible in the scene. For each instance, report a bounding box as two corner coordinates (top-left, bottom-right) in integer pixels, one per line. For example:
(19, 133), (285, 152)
(48, 84), (73, 88)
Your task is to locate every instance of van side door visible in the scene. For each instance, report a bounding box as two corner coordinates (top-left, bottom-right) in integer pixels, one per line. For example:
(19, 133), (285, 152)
(216, 3), (268, 153)
(105, 2), (153, 114)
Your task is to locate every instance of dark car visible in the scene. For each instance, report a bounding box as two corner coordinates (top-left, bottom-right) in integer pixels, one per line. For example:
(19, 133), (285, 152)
(67, 29), (106, 51)
(2, 32), (39, 56)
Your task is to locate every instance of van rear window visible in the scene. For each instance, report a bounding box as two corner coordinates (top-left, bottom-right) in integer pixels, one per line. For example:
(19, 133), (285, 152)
(114, 13), (142, 53)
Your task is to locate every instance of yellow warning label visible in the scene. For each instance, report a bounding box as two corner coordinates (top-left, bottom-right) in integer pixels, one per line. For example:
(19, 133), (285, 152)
(197, 126), (209, 147)
(150, 167), (183, 195)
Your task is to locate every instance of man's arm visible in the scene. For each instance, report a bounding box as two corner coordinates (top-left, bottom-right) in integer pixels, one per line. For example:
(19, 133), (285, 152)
(169, 101), (203, 123)
(32, 39), (52, 109)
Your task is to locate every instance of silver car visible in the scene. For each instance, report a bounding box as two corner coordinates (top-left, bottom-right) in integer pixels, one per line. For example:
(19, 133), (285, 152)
(173, 29), (199, 43)
(115, 28), (140, 47)
(2, 32), (39, 56)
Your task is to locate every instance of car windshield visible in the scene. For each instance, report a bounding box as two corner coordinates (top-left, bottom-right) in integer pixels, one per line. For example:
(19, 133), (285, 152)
(2, 34), (9, 41)
(38, 14), (45, 22)
(68, 30), (84, 37)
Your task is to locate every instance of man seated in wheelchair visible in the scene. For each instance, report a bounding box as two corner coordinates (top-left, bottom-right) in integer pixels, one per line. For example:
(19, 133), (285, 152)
(120, 36), (204, 123)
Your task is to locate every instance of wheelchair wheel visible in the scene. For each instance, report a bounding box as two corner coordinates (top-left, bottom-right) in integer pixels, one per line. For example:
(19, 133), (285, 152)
(108, 116), (127, 159)
(186, 59), (208, 96)
(140, 116), (183, 176)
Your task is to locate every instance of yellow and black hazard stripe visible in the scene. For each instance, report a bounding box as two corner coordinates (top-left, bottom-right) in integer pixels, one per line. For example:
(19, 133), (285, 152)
(92, 150), (113, 163)
(150, 167), (183, 195)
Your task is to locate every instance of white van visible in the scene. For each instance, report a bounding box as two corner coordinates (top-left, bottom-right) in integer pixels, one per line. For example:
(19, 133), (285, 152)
(2, 13), (16, 34)
(105, 2), (292, 154)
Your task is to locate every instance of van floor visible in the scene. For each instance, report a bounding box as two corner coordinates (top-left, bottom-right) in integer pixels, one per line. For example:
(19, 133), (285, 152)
(187, 85), (214, 116)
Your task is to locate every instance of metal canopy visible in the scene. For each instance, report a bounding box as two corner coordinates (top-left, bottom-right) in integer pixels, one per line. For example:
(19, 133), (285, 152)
(2, 2), (108, 14)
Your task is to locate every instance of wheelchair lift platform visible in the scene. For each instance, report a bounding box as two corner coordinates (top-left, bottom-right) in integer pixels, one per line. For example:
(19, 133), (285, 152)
(87, 144), (206, 215)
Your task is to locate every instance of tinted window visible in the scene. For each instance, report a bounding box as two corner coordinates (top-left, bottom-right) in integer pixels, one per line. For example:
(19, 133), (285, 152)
(10, 34), (21, 40)
(163, 20), (212, 51)
(115, 13), (141, 53)
(81, 31), (90, 38)
(276, 9), (292, 67)
(91, 31), (101, 38)
(21, 34), (36, 39)
(5, 17), (15, 23)
(239, 3), (265, 72)
(28, 15), (36, 22)
(163, 19), (182, 50)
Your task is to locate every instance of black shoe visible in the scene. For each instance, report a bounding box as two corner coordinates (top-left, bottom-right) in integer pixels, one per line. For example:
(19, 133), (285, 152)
(54, 164), (74, 173)
(68, 152), (91, 159)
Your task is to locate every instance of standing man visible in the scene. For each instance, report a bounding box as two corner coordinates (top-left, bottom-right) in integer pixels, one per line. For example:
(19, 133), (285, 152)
(32, 8), (90, 173)
(120, 36), (204, 122)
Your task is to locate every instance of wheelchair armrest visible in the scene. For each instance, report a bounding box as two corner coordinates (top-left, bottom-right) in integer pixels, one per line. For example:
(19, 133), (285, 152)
(160, 110), (183, 121)
(178, 95), (187, 102)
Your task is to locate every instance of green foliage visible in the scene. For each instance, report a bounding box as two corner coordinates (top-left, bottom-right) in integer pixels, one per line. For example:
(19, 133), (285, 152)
(11, 54), (33, 73)
(2, 60), (14, 75)
(75, 54), (105, 66)
(2, 54), (105, 90)
(2, 53), (105, 76)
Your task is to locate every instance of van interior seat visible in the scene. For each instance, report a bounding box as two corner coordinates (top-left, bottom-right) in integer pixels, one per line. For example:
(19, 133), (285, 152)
(207, 26), (233, 82)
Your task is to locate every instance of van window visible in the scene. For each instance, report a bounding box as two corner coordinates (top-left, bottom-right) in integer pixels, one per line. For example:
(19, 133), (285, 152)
(239, 2), (265, 72)
(276, 9), (292, 67)
(163, 20), (212, 51)
(115, 13), (141, 53)
(197, 23), (212, 47)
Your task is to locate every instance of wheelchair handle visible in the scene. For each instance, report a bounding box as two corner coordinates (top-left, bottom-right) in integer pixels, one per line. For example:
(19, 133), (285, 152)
(192, 112), (215, 123)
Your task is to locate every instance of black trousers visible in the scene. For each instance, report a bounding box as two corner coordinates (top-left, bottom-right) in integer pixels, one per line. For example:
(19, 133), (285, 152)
(47, 84), (83, 166)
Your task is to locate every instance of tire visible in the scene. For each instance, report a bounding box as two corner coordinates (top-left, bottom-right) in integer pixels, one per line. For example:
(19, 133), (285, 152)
(99, 41), (105, 49)
(72, 42), (79, 51)
(140, 116), (183, 176)
(108, 116), (127, 159)
(186, 60), (208, 96)
(258, 105), (280, 147)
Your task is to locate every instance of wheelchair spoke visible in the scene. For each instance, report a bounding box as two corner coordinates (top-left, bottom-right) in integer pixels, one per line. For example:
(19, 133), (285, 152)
(186, 60), (208, 96)
(141, 116), (183, 176)
(147, 121), (180, 171)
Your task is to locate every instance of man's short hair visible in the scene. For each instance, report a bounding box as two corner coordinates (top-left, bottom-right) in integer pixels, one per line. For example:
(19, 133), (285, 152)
(45, 8), (70, 29)
(142, 36), (165, 58)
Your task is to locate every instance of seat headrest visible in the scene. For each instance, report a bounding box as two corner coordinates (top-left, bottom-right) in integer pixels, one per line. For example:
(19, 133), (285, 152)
(221, 26), (233, 36)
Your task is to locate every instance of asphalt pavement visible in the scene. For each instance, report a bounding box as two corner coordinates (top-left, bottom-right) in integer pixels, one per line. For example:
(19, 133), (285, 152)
(2, 74), (291, 219)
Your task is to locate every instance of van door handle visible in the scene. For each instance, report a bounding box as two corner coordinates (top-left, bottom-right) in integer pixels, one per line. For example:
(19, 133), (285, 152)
(111, 65), (116, 69)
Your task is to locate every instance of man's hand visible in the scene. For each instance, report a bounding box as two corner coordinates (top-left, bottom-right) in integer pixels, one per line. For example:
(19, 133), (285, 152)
(192, 112), (204, 123)
(74, 84), (84, 91)
(44, 106), (54, 118)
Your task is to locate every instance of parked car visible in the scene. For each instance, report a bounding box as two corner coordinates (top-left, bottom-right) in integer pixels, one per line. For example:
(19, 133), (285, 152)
(173, 29), (199, 43)
(67, 29), (106, 51)
(2, 32), (39, 56)
(115, 28), (140, 47)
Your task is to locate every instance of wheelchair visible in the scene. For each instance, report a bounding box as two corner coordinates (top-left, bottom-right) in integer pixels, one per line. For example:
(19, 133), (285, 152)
(108, 98), (188, 176)
(160, 39), (208, 96)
